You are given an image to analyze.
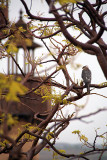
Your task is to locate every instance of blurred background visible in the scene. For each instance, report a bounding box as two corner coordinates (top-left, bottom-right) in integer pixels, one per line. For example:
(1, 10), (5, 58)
(0, 0), (107, 146)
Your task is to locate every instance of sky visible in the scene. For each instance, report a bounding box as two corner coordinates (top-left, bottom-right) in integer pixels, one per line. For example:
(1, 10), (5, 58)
(0, 0), (107, 145)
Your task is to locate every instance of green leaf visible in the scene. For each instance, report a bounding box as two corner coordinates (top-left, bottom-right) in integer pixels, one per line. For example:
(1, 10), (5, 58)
(72, 130), (80, 134)
(6, 81), (27, 102)
(18, 26), (26, 32)
(6, 42), (18, 54)
(80, 134), (88, 142)
(57, 0), (83, 5)
(7, 114), (18, 127)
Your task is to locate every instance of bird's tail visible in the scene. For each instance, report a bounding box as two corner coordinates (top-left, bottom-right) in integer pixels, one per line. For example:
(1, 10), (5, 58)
(87, 84), (90, 94)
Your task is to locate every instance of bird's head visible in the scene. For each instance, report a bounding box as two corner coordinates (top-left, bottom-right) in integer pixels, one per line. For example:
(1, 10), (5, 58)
(82, 66), (89, 70)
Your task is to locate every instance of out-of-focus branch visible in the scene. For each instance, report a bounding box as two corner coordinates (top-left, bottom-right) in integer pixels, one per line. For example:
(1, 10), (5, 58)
(0, 134), (15, 145)
(71, 108), (107, 121)
(20, 0), (68, 22)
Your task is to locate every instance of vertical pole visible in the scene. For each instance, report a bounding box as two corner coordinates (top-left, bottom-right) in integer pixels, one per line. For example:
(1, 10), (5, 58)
(24, 50), (26, 74)
(12, 56), (14, 74)
(28, 61), (30, 73)
(32, 49), (34, 76)
(28, 49), (30, 73)
(7, 56), (10, 74)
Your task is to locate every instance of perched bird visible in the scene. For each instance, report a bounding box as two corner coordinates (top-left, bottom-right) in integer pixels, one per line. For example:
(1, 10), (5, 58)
(82, 66), (91, 94)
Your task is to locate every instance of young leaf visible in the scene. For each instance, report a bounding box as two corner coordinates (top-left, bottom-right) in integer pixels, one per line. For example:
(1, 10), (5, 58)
(6, 81), (27, 102)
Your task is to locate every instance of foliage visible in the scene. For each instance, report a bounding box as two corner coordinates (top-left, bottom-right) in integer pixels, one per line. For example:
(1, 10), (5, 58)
(53, 149), (66, 160)
(0, 0), (107, 160)
(0, 113), (18, 135)
(72, 130), (88, 143)
(56, 0), (83, 5)
(0, 73), (27, 102)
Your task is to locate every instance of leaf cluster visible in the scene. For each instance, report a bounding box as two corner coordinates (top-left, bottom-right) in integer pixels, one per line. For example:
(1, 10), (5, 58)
(72, 130), (88, 143)
(0, 73), (27, 102)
